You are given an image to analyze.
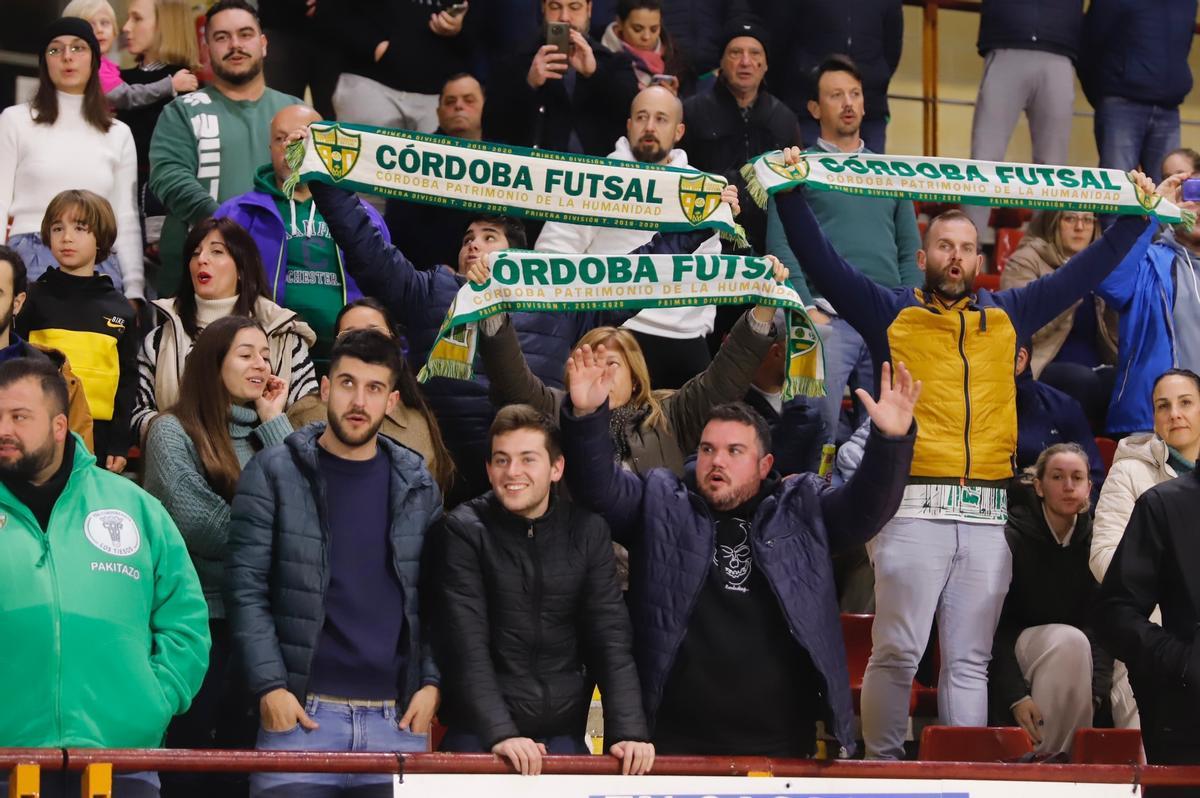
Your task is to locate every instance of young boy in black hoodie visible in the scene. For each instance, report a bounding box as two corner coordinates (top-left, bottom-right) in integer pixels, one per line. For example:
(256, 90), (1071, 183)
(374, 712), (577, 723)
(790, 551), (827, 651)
(17, 190), (137, 472)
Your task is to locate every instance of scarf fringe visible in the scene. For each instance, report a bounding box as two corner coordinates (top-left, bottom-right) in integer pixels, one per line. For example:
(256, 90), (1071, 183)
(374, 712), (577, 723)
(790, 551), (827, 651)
(740, 161), (771, 210)
(784, 374), (826, 401)
(417, 359), (472, 382)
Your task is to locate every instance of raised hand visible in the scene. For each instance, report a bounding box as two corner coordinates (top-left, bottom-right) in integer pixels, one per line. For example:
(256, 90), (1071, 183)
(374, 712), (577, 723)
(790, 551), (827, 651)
(255, 375), (288, 422)
(465, 252), (491, 285)
(527, 44), (569, 88)
(171, 69), (198, 94)
(856, 361), (921, 437)
(782, 145), (803, 167)
(567, 29), (597, 77)
(720, 183), (740, 218)
(750, 254), (787, 322)
(566, 343), (616, 416)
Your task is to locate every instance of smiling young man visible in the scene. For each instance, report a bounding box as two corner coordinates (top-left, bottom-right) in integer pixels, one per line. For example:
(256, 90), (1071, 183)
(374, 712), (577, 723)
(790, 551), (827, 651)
(772, 147), (1158, 760)
(226, 329), (443, 798)
(560, 338), (920, 757)
(434, 404), (653, 775)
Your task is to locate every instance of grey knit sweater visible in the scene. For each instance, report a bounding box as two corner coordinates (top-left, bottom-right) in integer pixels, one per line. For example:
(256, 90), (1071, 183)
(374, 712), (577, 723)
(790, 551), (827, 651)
(143, 404), (292, 617)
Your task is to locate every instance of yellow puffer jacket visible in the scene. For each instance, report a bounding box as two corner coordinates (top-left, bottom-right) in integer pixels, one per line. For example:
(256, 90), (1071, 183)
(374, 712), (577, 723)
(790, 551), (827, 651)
(888, 294), (1017, 481)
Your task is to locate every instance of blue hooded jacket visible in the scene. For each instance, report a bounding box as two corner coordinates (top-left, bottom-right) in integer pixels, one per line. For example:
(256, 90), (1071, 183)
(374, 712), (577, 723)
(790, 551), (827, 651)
(1097, 224), (1175, 434)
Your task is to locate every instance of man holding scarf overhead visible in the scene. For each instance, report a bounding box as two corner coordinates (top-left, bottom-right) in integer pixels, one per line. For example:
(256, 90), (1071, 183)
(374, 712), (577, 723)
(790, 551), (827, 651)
(771, 145), (1159, 760)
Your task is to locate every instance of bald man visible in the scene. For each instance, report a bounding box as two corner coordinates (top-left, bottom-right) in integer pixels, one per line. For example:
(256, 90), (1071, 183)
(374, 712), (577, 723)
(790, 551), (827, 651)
(214, 104), (391, 368)
(535, 85), (723, 389)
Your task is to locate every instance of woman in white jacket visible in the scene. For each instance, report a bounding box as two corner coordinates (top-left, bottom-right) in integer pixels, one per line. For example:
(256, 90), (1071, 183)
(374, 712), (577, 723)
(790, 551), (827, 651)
(1091, 367), (1200, 729)
(0, 18), (143, 298)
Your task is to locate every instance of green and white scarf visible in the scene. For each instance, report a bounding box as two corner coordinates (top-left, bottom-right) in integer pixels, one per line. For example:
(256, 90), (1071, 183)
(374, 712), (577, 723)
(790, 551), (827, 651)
(286, 122), (746, 245)
(741, 151), (1195, 225)
(416, 251), (826, 401)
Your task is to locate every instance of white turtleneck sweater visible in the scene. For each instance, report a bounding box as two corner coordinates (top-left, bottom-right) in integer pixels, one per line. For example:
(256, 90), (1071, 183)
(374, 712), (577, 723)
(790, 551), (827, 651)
(0, 92), (145, 298)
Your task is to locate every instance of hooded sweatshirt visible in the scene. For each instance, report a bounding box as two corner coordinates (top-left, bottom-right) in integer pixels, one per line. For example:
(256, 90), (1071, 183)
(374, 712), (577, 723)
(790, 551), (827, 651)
(214, 163), (386, 363)
(534, 136), (720, 339)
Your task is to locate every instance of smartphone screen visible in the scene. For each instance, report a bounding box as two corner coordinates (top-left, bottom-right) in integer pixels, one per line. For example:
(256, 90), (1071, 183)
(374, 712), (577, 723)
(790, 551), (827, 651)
(1183, 178), (1200, 203)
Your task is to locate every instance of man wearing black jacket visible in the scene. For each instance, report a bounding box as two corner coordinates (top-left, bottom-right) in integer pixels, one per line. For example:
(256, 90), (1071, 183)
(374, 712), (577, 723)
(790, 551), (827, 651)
(485, 0), (639, 155)
(560, 349), (919, 757)
(435, 404), (654, 775)
(1098, 466), (1200, 772)
(681, 19), (799, 253)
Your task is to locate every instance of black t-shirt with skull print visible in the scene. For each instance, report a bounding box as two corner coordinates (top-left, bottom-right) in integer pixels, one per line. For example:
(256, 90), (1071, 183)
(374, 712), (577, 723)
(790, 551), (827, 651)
(654, 477), (821, 757)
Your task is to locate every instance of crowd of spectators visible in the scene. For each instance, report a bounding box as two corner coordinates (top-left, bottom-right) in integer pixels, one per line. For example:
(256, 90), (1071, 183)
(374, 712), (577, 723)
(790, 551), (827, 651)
(2, 0), (1200, 796)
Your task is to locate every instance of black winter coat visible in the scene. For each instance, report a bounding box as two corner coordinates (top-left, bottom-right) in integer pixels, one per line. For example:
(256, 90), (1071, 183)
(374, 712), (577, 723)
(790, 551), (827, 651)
(484, 33), (640, 156)
(681, 79), (800, 252)
(561, 403), (914, 753)
(1098, 470), (1200, 762)
(988, 499), (1112, 720)
(757, 0), (902, 123)
(977, 0), (1083, 60)
(435, 493), (648, 748)
(225, 425), (443, 704)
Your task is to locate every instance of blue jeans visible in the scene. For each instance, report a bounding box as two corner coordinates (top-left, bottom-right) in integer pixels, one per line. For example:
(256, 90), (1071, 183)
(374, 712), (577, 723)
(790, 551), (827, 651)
(250, 695), (429, 798)
(439, 729), (589, 755)
(817, 317), (876, 445)
(1094, 96), (1181, 178)
(8, 232), (125, 294)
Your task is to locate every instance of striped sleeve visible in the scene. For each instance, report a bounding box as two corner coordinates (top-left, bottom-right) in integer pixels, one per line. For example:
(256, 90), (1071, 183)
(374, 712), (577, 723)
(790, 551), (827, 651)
(132, 324), (164, 443)
(284, 333), (319, 408)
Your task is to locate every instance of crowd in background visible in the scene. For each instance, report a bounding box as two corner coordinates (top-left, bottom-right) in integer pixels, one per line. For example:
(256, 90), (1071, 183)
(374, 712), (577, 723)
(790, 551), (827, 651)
(2, 1), (1200, 797)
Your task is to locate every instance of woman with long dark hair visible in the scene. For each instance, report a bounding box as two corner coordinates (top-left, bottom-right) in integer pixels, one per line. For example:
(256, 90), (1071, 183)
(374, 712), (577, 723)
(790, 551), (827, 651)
(0, 18), (143, 297)
(133, 216), (319, 441)
(289, 297), (456, 494)
(143, 314), (292, 795)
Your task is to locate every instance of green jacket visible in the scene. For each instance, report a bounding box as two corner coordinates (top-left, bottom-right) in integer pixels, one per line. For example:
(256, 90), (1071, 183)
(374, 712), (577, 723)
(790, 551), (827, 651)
(148, 85), (299, 297)
(0, 434), (210, 748)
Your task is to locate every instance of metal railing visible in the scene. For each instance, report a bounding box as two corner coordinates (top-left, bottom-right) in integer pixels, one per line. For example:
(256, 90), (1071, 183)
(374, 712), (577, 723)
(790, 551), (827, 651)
(4, 748), (1200, 782)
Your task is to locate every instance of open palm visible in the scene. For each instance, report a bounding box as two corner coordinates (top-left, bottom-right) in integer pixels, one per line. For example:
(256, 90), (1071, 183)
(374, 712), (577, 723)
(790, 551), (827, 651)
(855, 361), (921, 437)
(566, 343), (616, 415)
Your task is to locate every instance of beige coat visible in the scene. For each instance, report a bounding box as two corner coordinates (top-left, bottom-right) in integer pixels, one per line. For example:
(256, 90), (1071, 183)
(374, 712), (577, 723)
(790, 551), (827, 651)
(1001, 237), (1118, 377)
(1089, 432), (1177, 583)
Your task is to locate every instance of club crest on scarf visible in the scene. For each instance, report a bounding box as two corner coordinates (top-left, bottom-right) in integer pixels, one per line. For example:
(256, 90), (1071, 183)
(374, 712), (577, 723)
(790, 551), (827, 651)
(678, 174), (725, 224)
(312, 125), (362, 182)
(765, 152), (810, 183)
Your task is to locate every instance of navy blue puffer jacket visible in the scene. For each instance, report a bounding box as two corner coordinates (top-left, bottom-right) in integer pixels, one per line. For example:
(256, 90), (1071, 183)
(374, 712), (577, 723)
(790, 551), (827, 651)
(225, 424), (442, 704)
(977, 0), (1083, 60)
(560, 400), (914, 753)
(1079, 0), (1196, 108)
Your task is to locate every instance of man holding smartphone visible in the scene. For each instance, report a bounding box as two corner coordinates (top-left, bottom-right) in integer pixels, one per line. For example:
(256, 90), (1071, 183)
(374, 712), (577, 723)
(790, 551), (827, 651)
(318, 0), (475, 133)
(486, 0), (639, 156)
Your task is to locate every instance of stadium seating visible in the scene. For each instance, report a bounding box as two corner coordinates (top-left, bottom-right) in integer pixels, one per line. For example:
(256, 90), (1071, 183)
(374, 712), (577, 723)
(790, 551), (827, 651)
(1070, 728), (1145, 765)
(918, 726), (1033, 762)
(1095, 437), (1117, 472)
(993, 228), (1025, 273)
(973, 273), (1001, 292)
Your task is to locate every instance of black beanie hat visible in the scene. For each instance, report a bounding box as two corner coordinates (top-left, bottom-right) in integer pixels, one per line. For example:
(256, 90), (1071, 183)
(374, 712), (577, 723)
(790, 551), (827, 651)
(719, 18), (771, 62)
(40, 17), (101, 69)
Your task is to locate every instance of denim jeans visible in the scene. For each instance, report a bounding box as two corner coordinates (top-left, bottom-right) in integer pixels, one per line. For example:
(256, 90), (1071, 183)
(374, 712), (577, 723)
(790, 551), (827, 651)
(7, 232), (125, 294)
(816, 317), (876, 445)
(250, 695), (429, 798)
(1094, 96), (1181, 178)
(859, 517), (1012, 760)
